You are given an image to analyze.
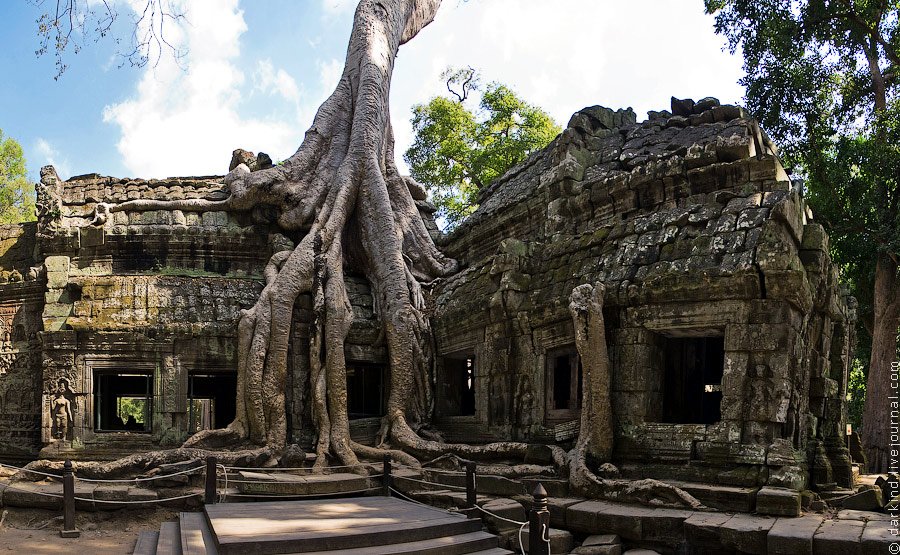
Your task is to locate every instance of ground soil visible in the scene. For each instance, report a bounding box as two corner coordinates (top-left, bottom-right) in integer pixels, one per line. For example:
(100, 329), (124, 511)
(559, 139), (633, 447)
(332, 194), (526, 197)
(0, 506), (177, 554)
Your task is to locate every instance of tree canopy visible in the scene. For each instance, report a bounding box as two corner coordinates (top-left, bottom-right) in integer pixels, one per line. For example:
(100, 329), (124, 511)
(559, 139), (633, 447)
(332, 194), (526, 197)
(0, 129), (36, 224)
(404, 68), (560, 229)
(706, 0), (899, 471)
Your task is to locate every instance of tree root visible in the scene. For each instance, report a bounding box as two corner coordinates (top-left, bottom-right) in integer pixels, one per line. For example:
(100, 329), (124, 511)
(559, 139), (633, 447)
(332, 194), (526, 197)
(21, 447), (274, 480)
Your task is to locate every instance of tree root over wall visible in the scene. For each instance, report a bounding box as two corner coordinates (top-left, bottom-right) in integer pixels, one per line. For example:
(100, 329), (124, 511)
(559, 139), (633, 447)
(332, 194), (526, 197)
(36, 0), (701, 510)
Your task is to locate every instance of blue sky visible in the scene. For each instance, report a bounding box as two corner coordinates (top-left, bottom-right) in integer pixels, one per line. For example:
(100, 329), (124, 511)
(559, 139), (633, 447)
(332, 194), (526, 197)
(0, 0), (746, 182)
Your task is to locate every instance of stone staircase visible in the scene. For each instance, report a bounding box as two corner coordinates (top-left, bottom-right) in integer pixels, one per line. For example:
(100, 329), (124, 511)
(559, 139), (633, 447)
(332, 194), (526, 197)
(133, 497), (512, 555)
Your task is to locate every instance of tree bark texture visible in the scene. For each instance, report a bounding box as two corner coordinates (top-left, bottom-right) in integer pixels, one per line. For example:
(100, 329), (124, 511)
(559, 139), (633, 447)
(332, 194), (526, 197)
(862, 254), (900, 472)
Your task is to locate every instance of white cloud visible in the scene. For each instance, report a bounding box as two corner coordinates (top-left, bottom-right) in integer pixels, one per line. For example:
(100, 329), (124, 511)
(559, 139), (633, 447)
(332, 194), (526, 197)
(317, 58), (344, 92)
(254, 58), (303, 115)
(320, 0), (356, 19)
(389, 0), (746, 172)
(103, 0), (302, 177)
(34, 138), (72, 181)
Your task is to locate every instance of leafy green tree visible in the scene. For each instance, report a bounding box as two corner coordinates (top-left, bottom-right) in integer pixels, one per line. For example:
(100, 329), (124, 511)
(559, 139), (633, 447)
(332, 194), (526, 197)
(706, 0), (899, 471)
(405, 68), (561, 229)
(0, 130), (36, 224)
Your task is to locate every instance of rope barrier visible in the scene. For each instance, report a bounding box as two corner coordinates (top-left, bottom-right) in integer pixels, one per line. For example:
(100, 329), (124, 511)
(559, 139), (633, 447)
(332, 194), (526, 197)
(222, 463), (367, 472)
(222, 486), (382, 499)
(391, 475), (468, 491)
(517, 522), (530, 555)
(2, 486), (64, 499)
(217, 463), (228, 503)
(75, 492), (202, 504)
(473, 504), (526, 526)
(0, 463), (63, 479)
(76, 466), (203, 483)
(0, 485), (201, 504)
(387, 486), (457, 514)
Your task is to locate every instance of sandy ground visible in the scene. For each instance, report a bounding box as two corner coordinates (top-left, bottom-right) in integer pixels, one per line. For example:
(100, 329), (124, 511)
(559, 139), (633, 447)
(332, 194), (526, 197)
(0, 506), (179, 554)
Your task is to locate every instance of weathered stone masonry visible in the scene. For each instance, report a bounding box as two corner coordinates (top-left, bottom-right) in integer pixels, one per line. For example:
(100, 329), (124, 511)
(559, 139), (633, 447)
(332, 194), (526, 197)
(0, 98), (856, 493)
(431, 99), (856, 491)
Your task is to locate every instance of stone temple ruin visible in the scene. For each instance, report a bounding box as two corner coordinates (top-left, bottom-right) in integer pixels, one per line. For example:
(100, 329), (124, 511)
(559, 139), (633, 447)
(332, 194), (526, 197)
(0, 97), (856, 498)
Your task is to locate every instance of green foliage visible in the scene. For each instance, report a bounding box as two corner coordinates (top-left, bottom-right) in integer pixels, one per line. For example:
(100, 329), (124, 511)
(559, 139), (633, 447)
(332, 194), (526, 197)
(405, 68), (560, 229)
(0, 130), (36, 224)
(117, 397), (148, 424)
(847, 358), (867, 430)
(706, 0), (899, 375)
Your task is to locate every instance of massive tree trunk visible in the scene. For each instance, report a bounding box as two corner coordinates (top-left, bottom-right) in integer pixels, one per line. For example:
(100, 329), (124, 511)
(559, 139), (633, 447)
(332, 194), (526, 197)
(86, 1), (702, 509)
(862, 253), (900, 472)
(94, 0), (537, 469)
(565, 283), (703, 508)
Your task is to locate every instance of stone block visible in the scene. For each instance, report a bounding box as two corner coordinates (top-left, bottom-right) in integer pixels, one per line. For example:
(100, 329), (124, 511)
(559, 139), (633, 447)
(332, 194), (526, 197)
(860, 520), (898, 555)
(757, 486), (801, 517)
(480, 498), (526, 532)
(841, 488), (883, 511)
(546, 496), (584, 528)
(520, 527), (573, 554)
(767, 515), (823, 555)
(2, 481), (63, 509)
(814, 519), (864, 555)
(572, 546), (621, 555)
(719, 513), (776, 555)
(583, 534), (621, 547)
(476, 474), (525, 497)
(45, 255), (70, 274)
(684, 513), (732, 553)
(668, 481), (757, 512)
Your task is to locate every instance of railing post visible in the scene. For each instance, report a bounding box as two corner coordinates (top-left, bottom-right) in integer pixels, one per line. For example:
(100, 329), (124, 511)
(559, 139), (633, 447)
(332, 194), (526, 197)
(465, 461), (477, 512)
(382, 454), (392, 497)
(529, 483), (550, 555)
(205, 456), (218, 504)
(60, 459), (80, 538)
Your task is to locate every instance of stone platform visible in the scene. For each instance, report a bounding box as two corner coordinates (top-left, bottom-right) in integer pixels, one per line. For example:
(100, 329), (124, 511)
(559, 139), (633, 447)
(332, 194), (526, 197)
(134, 496), (511, 555)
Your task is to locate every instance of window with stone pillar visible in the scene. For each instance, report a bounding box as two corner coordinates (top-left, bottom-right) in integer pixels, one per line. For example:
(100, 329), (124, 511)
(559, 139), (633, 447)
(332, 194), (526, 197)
(437, 353), (476, 417)
(93, 371), (154, 432)
(545, 346), (582, 422)
(346, 362), (386, 419)
(187, 372), (237, 433)
(660, 335), (724, 425)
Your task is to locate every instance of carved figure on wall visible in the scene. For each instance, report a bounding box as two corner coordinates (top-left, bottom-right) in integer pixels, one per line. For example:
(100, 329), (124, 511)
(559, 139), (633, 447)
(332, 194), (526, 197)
(50, 378), (75, 440)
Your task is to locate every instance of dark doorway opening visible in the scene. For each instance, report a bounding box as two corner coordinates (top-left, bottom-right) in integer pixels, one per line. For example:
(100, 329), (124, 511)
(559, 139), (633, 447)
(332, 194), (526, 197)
(94, 372), (153, 432)
(661, 336), (724, 424)
(546, 347), (582, 421)
(188, 373), (237, 433)
(438, 355), (476, 417)
(347, 363), (386, 419)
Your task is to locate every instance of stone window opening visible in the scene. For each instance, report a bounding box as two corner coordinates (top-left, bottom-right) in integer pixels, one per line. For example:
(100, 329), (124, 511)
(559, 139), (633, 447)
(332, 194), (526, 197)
(188, 372), (237, 433)
(94, 371), (153, 433)
(546, 347), (582, 421)
(438, 353), (476, 417)
(346, 363), (386, 419)
(661, 335), (724, 425)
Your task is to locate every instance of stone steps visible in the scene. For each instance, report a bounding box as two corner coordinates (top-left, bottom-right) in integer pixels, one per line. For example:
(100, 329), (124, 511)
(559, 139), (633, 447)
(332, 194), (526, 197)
(135, 496), (509, 555)
(232, 471), (378, 497)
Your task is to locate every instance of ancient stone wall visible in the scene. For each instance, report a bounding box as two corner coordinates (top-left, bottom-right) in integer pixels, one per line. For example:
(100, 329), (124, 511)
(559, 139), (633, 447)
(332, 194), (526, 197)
(433, 99), (855, 489)
(0, 223), (44, 461)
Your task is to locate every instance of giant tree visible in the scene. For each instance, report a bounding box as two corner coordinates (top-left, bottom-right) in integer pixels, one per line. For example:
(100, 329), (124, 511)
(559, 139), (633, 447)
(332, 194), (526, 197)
(0, 129), (36, 224)
(405, 68), (560, 229)
(705, 0), (900, 471)
(27, 0), (704, 507)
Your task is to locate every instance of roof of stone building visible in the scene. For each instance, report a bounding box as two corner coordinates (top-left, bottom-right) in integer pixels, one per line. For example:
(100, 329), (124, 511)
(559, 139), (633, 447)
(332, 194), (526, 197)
(435, 98), (841, 331)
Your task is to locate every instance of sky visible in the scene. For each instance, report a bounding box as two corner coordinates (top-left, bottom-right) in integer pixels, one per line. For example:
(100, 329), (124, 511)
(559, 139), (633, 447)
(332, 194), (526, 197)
(0, 0), (746, 182)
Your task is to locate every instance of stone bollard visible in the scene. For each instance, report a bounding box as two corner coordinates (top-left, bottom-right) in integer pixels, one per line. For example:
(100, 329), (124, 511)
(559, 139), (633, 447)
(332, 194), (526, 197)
(382, 454), (392, 497)
(529, 483), (550, 555)
(205, 456), (218, 504)
(60, 460), (80, 538)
